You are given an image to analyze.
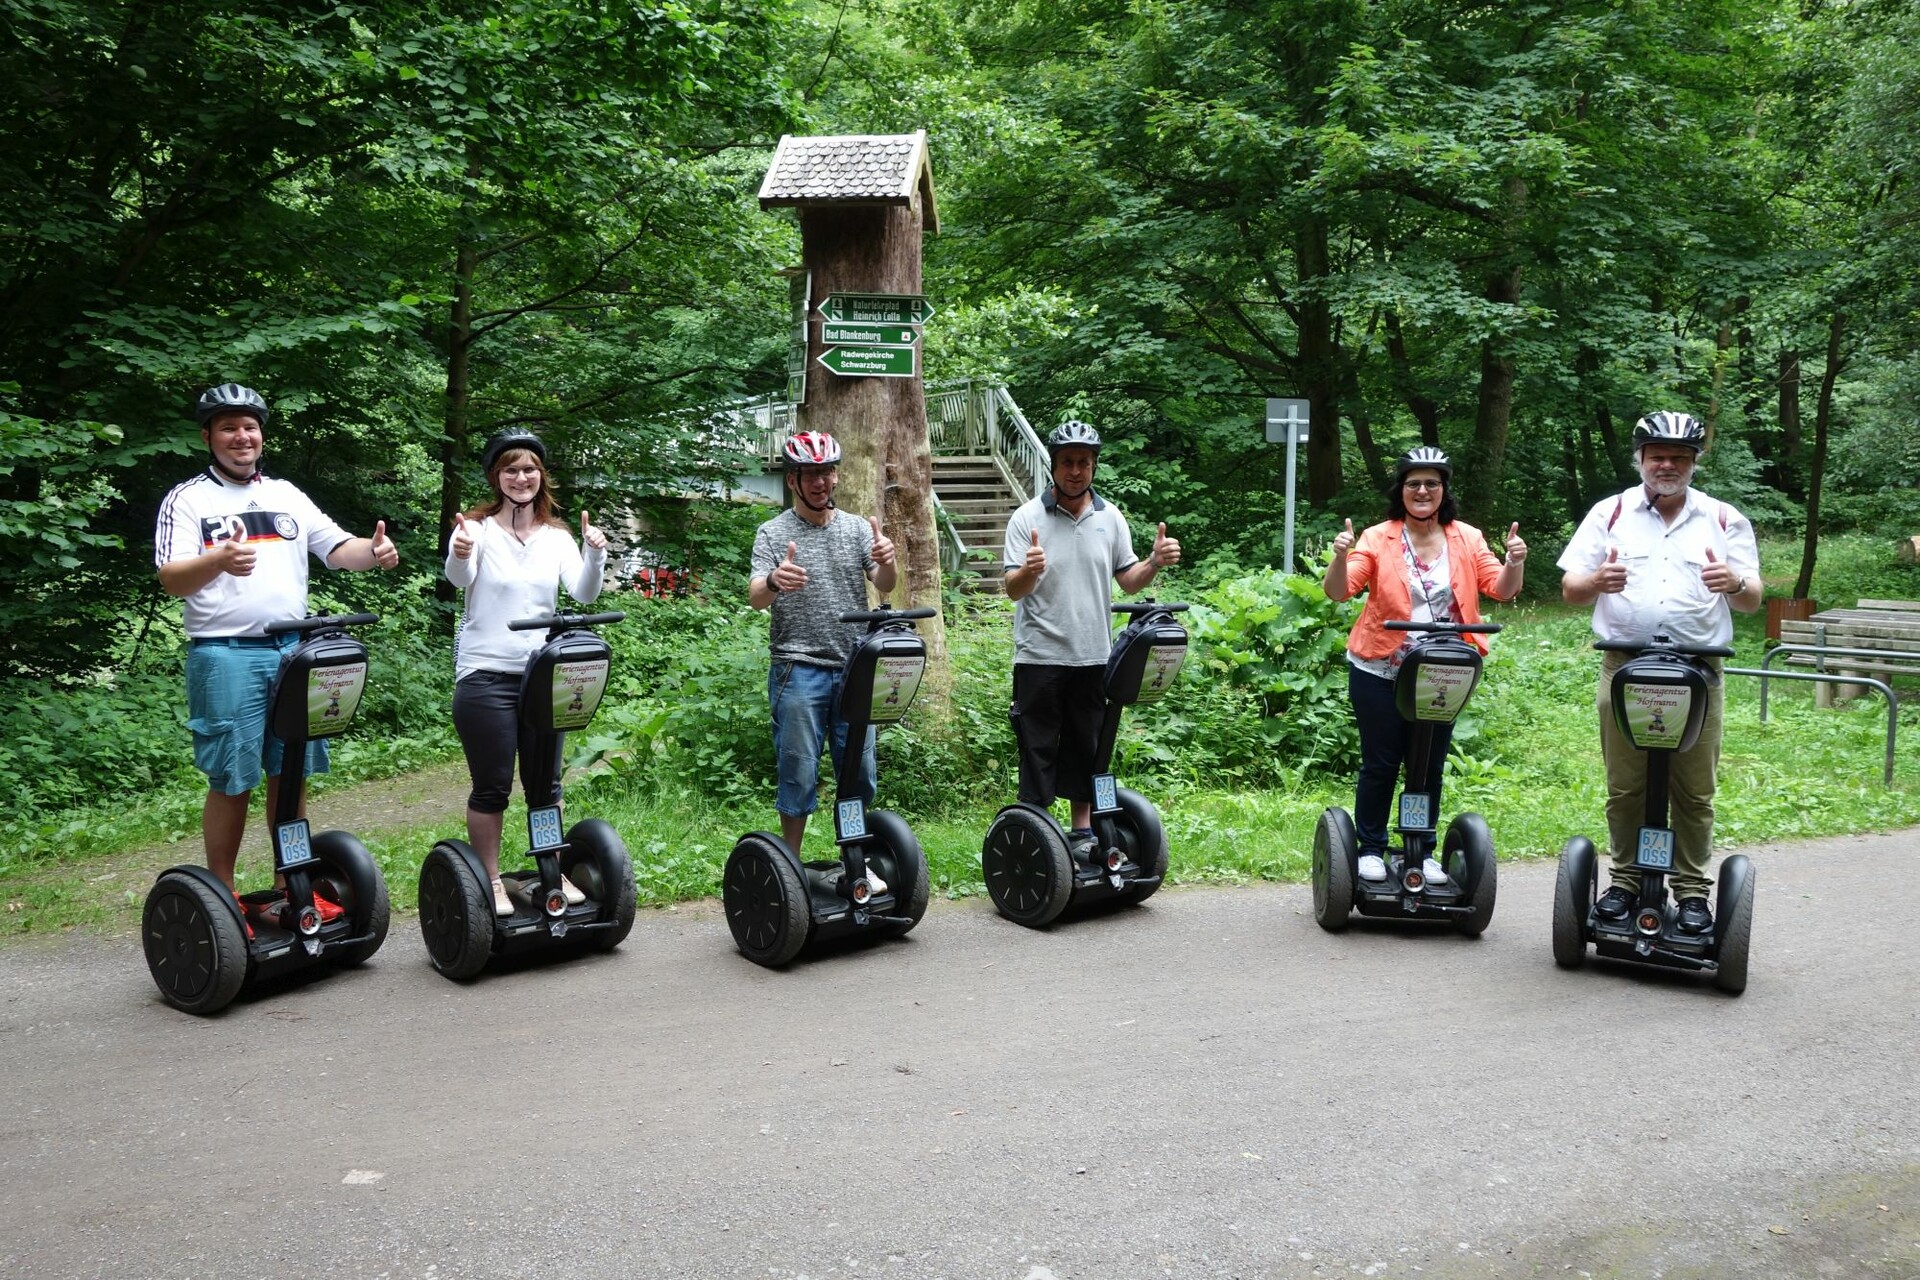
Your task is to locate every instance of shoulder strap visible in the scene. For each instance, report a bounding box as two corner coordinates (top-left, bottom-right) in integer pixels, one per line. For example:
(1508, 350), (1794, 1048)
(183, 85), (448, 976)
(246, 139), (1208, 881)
(1605, 496), (1623, 531)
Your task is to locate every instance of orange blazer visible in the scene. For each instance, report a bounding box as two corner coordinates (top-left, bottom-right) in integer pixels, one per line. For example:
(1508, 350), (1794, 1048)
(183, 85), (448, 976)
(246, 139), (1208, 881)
(1332, 519), (1507, 658)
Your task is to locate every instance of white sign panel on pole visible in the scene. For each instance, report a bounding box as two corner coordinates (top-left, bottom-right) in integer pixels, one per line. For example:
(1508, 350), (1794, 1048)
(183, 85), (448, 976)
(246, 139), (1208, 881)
(1267, 398), (1312, 574)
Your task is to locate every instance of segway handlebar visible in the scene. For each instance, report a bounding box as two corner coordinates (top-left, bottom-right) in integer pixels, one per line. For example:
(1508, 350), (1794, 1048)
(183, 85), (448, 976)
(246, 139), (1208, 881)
(1385, 620), (1502, 635)
(1111, 601), (1190, 615)
(839, 607), (938, 624)
(508, 611), (627, 632)
(264, 612), (380, 636)
(1593, 637), (1735, 658)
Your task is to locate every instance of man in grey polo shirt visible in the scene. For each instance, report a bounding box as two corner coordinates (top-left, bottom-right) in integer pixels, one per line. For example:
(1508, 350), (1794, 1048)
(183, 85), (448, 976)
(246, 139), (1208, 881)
(1001, 420), (1181, 858)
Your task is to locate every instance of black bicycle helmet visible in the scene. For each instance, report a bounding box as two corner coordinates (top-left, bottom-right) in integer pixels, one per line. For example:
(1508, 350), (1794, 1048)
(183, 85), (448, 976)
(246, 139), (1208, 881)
(480, 428), (547, 473)
(1047, 419), (1102, 458)
(1390, 445), (1452, 487)
(194, 383), (269, 427)
(1631, 410), (1706, 453)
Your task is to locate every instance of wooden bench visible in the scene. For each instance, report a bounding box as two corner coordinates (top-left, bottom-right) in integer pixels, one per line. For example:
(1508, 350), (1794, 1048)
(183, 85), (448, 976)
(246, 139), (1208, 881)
(1777, 600), (1920, 706)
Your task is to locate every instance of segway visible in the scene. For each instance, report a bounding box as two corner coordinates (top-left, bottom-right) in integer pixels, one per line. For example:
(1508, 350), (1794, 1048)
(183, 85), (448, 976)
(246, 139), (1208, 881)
(722, 607), (936, 968)
(1312, 620), (1500, 935)
(981, 600), (1189, 928)
(417, 611), (636, 980)
(1552, 634), (1755, 994)
(142, 613), (391, 1015)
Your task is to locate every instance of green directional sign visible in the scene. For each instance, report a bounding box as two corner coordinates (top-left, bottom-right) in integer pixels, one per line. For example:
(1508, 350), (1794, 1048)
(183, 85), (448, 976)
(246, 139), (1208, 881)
(819, 293), (935, 326)
(819, 344), (917, 378)
(821, 322), (919, 347)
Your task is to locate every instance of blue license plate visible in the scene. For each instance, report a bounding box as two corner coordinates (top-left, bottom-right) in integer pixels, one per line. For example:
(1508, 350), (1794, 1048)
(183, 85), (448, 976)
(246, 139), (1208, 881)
(1092, 774), (1118, 813)
(528, 805), (564, 851)
(1398, 793), (1432, 832)
(275, 819), (315, 871)
(836, 798), (868, 841)
(1635, 827), (1675, 871)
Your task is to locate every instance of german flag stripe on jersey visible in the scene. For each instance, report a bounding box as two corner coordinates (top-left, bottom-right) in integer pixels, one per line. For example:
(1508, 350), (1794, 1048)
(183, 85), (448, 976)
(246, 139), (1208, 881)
(198, 509), (297, 549)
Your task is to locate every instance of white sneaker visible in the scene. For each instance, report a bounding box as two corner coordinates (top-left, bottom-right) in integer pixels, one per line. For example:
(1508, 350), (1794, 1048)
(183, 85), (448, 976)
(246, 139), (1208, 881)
(490, 878), (513, 917)
(559, 874), (587, 906)
(1357, 854), (1388, 882)
(1421, 857), (1450, 885)
(865, 866), (889, 895)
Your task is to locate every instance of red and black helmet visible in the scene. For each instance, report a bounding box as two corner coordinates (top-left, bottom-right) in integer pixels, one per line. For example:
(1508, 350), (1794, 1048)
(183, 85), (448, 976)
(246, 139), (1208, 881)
(782, 431), (843, 467)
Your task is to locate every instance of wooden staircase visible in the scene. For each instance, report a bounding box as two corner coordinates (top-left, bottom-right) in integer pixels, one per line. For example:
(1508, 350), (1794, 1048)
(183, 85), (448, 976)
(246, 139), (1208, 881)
(932, 455), (1023, 593)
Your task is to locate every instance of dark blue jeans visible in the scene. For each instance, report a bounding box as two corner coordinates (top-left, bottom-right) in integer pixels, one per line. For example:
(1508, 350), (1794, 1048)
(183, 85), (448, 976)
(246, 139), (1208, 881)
(1349, 664), (1452, 856)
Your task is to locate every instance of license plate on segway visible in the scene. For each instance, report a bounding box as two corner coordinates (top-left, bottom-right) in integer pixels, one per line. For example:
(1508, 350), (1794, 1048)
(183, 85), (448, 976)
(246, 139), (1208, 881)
(1635, 826), (1676, 871)
(1092, 774), (1118, 815)
(275, 819), (317, 872)
(528, 805), (564, 853)
(835, 797), (868, 843)
(1398, 793), (1432, 833)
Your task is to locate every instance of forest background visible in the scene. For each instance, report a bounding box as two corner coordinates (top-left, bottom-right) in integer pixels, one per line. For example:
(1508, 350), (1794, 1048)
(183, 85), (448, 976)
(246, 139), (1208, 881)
(3, 0), (1918, 901)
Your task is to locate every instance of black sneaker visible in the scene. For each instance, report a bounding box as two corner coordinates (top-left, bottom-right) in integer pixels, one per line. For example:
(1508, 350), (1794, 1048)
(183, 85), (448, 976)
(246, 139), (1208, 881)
(1676, 897), (1713, 934)
(1067, 829), (1098, 863)
(1594, 886), (1635, 921)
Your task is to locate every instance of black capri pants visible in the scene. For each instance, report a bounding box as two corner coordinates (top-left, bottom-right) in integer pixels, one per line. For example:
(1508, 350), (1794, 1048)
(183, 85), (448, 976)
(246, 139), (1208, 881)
(1011, 662), (1107, 807)
(452, 670), (558, 813)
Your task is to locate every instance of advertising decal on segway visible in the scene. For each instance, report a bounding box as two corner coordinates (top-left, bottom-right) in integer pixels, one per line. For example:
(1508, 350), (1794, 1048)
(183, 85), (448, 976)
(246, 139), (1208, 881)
(417, 612), (637, 980)
(723, 608), (936, 967)
(142, 614), (393, 1014)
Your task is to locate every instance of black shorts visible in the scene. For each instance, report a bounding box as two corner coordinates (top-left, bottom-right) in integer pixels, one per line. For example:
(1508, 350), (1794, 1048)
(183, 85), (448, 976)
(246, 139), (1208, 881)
(1010, 663), (1107, 807)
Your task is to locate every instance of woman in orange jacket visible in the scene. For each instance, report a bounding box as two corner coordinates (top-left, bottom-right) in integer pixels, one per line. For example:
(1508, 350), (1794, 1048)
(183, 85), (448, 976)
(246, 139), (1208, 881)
(1321, 447), (1527, 886)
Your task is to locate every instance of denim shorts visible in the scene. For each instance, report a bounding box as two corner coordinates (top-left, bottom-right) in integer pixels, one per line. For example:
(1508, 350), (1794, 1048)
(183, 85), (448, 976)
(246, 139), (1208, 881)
(769, 659), (876, 817)
(186, 636), (329, 796)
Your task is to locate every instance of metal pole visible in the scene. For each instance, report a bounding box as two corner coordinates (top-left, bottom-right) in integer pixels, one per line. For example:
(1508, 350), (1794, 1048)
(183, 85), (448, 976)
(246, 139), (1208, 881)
(1284, 423), (1298, 575)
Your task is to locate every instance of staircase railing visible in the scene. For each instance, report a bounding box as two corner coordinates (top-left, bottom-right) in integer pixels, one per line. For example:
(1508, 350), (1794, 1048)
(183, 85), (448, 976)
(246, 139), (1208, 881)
(984, 383), (1047, 504)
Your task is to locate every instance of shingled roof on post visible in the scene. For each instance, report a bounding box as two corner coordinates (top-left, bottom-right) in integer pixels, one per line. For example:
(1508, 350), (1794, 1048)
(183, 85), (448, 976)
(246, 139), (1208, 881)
(757, 131), (939, 234)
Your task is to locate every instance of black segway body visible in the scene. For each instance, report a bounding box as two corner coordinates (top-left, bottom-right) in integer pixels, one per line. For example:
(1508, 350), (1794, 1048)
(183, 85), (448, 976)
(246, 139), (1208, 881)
(1551, 636), (1753, 993)
(144, 614), (391, 1015)
(418, 612), (636, 981)
(723, 609), (935, 968)
(982, 601), (1186, 929)
(1313, 621), (1499, 936)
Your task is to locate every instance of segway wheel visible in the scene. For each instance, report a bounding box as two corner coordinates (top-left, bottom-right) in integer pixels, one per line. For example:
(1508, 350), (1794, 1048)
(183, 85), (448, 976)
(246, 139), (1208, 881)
(1711, 854), (1756, 995)
(564, 818), (638, 952)
(143, 871), (248, 1015)
(1113, 788), (1170, 905)
(723, 834), (810, 967)
(981, 806), (1073, 928)
(1552, 836), (1597, 969)
(1443, 812), (1497, 937)
(1310, 808), (1357, 932)
(867, 810), (931, 938)
(418, 842), (494, 981)
(312, 830), (390, 967)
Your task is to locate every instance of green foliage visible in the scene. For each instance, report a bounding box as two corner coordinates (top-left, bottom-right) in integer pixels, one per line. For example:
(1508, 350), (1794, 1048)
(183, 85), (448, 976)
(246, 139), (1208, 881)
(1184, 567), (1362, 776)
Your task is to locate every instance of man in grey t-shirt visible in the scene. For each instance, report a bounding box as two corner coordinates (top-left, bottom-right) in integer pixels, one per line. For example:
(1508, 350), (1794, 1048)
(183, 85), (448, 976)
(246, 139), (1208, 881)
(749, 431), (898, 858)
(1001, 420), (1181, 858)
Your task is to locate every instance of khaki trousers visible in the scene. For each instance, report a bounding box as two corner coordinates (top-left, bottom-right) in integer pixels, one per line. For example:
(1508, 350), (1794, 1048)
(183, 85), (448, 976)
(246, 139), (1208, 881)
(1596, 651), (1723, 900)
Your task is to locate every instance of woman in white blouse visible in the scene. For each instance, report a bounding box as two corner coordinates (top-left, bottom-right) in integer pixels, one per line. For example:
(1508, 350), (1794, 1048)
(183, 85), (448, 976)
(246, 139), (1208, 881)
(445, 429), (608, 916)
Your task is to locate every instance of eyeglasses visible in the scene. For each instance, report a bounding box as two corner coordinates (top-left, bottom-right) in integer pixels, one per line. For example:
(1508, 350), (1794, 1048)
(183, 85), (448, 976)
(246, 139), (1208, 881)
(500, 466), (542, 479)
(1403, 479), (1444, 491)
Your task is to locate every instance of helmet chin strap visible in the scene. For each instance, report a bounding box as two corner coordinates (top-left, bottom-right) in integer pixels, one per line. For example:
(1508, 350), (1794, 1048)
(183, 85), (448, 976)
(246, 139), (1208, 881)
(210, 452), (258, 484)
(797, 491), (836, 514)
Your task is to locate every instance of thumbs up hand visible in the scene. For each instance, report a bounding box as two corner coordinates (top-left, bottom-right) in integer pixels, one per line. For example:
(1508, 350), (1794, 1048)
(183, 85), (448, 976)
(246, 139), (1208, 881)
(450, 513), (474, 561)
(1593, 546), (1628, 594)
(1331, 518), (1357, 557)
(867, 515), (895, 567)
(1150, 521), (1181, 568)
(1700, 545), (1740, 595)
(770, 540), (808, 593)
(370, 519), (399, 569)
(1504, 521), (1527, 564)
(580, 509), (607, 552)
(1022, 527), (1046, 577)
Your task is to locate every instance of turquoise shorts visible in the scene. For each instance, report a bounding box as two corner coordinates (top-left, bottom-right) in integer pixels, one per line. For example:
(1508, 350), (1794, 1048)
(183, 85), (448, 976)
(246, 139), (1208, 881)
(186, 636), (330, 796)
